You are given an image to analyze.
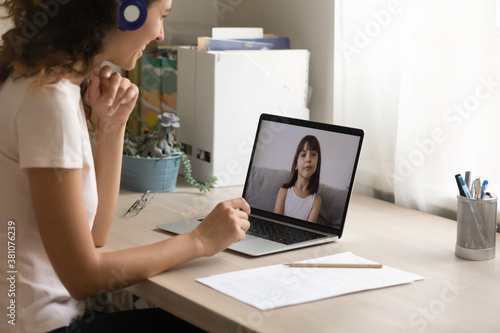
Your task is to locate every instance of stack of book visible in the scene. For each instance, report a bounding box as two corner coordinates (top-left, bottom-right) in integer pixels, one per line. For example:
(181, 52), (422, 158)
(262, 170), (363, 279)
(197, 27), (291, 51)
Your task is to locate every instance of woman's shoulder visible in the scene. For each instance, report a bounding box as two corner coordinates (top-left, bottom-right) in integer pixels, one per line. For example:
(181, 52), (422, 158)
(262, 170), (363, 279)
(10, 76), (83, 127)
(36, 77), (81, 97)
(5, 74), (80, 96)
(18, 78), (82, 112)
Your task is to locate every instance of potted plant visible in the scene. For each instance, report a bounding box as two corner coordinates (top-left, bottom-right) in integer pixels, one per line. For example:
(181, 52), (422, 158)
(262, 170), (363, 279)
(122, 112), (217, 193)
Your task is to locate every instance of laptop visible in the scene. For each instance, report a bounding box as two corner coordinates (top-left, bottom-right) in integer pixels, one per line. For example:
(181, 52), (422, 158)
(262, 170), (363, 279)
(157, 113), (364, 256)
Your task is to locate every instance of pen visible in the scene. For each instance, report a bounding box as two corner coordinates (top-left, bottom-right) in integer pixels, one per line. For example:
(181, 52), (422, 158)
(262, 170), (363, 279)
(456, 174), (472, 199)
(475, 178), (481, 200)
(481, 180), (488, 199)
(471, 178), (480, 199)
(455, 174), (466, 197)
(465, 171), (471, 192)
(286, 263), (383, 268)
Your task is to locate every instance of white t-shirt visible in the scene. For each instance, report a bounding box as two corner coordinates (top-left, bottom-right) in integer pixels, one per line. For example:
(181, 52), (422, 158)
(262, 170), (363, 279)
(283, 187), (316, 220)
(0, 76), (98, 332)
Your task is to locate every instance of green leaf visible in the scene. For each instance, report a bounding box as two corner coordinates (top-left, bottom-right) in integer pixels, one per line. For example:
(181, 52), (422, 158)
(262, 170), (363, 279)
(181, 152), (218, 192)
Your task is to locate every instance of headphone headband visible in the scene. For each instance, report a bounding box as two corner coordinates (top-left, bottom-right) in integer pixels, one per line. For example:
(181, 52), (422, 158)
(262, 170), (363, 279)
(118, 0), (147, 31)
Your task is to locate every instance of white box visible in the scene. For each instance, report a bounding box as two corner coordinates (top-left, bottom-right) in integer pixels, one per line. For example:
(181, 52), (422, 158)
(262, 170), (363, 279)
(177, 47), (310, 187)
(211, 27), (264, 39)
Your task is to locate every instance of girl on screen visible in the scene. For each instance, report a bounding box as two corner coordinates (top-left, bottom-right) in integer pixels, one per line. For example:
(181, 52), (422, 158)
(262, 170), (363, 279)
(274, 135), (322, 222)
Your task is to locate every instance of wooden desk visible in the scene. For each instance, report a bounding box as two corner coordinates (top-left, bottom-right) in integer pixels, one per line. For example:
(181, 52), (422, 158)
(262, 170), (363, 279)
(102, 179), (500, 332)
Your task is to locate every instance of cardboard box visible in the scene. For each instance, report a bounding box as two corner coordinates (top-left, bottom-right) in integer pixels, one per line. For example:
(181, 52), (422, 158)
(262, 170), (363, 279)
(177, 47), (310, 186)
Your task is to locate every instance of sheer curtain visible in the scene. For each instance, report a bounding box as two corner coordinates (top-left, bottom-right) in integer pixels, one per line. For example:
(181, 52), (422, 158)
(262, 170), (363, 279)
(334, 0), (500, 220)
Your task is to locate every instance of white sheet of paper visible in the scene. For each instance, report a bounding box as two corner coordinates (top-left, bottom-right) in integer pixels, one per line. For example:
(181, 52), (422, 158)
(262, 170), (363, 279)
(197, 252), (424, 311)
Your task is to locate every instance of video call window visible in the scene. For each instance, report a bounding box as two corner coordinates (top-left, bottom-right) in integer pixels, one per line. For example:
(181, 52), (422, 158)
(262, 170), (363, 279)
(244, 119), (362, 228)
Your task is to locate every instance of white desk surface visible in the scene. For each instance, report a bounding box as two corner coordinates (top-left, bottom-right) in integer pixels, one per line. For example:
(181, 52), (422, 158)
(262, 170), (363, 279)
(101, 178), (500, 332)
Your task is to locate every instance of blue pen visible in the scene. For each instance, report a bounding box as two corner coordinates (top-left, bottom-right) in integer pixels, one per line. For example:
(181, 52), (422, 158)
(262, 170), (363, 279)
(457, 175), (472, 199)
(465, 171), (472, 192)
(480, 180), (488, 199)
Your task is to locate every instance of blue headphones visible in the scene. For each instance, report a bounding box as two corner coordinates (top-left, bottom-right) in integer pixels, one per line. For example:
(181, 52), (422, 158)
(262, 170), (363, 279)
(118, 0), (148, 31)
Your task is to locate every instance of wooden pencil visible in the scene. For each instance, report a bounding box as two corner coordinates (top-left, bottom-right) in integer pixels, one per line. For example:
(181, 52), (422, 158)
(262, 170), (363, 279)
(286, 263), (383, 268)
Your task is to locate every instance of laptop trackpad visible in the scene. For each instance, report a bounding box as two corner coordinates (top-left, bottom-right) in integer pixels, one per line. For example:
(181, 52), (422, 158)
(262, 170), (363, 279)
(228, 237), (286, 256)
(159, 220), (296, 256)
(157, 219), (200, 235)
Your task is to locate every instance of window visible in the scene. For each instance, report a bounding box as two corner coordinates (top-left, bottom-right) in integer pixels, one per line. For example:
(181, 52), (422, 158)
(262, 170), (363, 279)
(334, 0), (500, 220)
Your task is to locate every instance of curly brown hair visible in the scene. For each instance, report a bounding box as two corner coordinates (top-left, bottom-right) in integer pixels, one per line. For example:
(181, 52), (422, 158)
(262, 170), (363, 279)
(0, 0), (158, 121)
(0, 0), (120, 83)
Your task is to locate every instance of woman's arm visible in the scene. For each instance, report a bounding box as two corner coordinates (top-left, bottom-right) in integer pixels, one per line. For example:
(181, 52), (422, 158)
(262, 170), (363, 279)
(91, 112), (129, 247)
(28, 167), (250, 300)
(87, 67), (138, 246)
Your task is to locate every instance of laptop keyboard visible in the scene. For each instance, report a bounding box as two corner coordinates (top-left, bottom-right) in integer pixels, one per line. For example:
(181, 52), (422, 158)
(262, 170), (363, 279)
(247, 216), (327, 245)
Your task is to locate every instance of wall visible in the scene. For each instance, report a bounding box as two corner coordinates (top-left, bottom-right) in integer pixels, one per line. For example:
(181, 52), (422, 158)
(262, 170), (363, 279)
(216, 0), (335, 123)
(170, 0), (217, 26)
(163, 0), (217, 45)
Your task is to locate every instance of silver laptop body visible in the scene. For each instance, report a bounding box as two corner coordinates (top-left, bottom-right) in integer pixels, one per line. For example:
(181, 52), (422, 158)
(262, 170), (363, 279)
(157, 114), (364, 256)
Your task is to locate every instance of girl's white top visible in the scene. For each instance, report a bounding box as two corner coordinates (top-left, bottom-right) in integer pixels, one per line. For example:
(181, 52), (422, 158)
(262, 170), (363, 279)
(283, 186), (315, 220)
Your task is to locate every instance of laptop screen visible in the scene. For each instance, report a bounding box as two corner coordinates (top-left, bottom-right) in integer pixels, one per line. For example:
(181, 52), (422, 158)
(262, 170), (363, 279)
(242, 114), (364, 237)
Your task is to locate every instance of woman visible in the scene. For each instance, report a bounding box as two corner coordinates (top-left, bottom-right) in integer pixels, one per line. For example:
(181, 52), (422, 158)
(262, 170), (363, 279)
(0, 1), (250, 332)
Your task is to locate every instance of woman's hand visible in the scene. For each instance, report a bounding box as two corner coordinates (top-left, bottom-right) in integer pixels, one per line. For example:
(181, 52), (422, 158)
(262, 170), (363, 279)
(190, 198), (251, 257)
(87, 66), (139, 126)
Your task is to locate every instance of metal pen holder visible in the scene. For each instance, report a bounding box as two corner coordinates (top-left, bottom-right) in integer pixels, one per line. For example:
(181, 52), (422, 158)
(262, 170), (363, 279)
(456, 194), (497, 260)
